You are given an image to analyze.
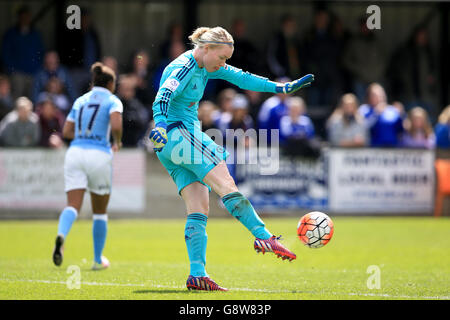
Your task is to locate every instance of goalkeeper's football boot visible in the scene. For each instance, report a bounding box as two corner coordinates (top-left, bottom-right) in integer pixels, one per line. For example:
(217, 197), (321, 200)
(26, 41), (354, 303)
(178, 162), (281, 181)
(52, 235), (64, 266)
(186, 275), (228, 291)
(254, 235), (296, 261)
(91, 256), (110, 271)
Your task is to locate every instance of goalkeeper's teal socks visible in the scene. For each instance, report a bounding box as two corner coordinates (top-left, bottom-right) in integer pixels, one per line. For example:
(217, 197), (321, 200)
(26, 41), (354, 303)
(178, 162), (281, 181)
(57, 206), (78, 238)
(185, 213), (208, 277)
(222, 192), (272, 240)
(93, 214), (108, 264)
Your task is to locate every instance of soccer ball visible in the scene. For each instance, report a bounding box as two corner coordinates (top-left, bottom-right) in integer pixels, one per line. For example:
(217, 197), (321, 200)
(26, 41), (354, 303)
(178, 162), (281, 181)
(297, 211), (334, 248)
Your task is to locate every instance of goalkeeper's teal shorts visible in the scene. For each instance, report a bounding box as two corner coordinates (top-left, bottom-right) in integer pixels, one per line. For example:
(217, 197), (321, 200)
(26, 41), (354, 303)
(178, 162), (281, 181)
(156, 121), (229, 195)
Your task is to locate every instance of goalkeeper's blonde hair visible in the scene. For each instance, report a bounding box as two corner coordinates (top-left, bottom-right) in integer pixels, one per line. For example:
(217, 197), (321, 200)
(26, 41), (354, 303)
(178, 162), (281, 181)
(189, 27), (234, 48)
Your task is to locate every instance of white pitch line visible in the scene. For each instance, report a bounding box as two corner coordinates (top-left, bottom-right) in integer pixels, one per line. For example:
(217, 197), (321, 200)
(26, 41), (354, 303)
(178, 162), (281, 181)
(0, 278), (448, 299)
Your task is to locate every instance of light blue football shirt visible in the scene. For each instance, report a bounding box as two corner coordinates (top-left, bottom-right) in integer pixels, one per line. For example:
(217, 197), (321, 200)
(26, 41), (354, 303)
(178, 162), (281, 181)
(67, 86), (123, 153)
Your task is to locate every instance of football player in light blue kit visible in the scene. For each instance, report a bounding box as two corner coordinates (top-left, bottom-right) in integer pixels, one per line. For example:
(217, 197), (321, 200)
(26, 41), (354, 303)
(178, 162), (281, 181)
(52, 62), (123, 270)
(149, 27), (314, 291)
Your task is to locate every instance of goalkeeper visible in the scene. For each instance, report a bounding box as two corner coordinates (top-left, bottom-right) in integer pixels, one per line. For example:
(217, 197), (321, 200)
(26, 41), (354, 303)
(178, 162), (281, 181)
(149, 26), (314, 291)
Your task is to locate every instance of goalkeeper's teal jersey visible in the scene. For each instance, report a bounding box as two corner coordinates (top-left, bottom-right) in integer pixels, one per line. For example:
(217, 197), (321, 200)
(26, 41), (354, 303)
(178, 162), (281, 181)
(152, 50), (277, 127)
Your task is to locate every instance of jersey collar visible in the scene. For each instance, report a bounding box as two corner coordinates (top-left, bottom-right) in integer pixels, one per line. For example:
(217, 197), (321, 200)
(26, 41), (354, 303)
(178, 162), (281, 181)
(92, 86), (111, 94)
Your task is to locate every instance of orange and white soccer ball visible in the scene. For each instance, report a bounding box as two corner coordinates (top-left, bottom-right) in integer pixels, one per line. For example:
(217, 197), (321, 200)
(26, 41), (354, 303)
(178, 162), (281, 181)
(297, 211), (334, 248)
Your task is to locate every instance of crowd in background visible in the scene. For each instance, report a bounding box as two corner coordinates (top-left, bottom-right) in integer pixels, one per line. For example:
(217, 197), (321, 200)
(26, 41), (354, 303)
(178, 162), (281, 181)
(0, 5), (449, 156)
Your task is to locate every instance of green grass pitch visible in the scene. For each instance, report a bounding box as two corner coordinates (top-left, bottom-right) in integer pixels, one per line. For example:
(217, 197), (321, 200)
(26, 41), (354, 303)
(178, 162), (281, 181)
(0, 217), (449, 300)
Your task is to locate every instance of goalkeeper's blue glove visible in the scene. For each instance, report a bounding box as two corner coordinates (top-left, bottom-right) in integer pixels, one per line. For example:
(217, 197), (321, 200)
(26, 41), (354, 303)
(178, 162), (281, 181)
(149, 122), (168, 152)
(275, 74), (315, 94)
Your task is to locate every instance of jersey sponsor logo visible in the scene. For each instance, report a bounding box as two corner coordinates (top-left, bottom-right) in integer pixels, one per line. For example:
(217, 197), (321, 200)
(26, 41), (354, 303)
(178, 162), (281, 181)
(188, 102), (196, 108)
(162, 78), (180, 92)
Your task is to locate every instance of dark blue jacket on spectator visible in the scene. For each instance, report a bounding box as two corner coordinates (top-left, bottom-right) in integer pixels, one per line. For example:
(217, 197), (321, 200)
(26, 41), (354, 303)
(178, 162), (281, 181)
(1, 26), (44, 74)
(435, 123), (450, 148)
(32, 67), (76, 103)
(359, 104), (404, 147)
(258, 96), (288, 143)
(280, 114), (315, 145)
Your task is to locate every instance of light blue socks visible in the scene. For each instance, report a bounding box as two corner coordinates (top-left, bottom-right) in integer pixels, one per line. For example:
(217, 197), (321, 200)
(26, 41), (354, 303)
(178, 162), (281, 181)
(93, 214), (108, 264)
(184, 213), (208, 277)
(222, 192), (272, 240)
(57, 206), (78, 238)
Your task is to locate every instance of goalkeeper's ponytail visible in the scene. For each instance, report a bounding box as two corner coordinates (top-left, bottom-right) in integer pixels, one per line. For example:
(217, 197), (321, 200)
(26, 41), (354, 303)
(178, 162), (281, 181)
(189, 26), (234, 48)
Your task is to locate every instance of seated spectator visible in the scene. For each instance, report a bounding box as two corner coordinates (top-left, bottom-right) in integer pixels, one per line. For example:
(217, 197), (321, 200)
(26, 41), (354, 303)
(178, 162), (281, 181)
(401, 106), (435, 149)
(36, 77), (71, 115)
(257, 77), (290, 144)
(153, 40), (186, 92)
(0, 96), (40, 147)
(359, 83), (404, 147)
(36, 99), (64, 148)
(102, 56), (119, 75)
(279, 96), (319, 158)
(214, 88), (237, 131)
(197, 100), (220, 134)
(128, 50), (155, 108)
(0, 75), (14, 121)
(32, 51), (76, 104)
(327, 93), (368, 147)
(435, 105), (450, 148)
(244, 89), (264, 125)
(117, 75), (150, 147)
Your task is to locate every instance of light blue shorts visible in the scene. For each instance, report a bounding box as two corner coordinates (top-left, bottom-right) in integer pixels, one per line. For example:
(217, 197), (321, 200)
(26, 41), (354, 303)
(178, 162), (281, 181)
(156, 121), (229, 195)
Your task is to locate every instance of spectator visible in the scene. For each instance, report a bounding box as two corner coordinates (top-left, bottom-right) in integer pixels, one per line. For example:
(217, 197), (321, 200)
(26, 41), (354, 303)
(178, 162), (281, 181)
(257, 77), (290, 144)
(36, 99), (64, 148)
(401, 106), (435, 149)
(220, 94), (254, 135)
(359, 83), (404, 147)
(159, 22), (185, 61)
(0, 75), (14, 121)
(59, 7), (102, 96)
(101, 56), (119, 75)
(330, 14), (352, 93)
(280, 96), (315, 144)
(327, 93), (368, 147)
(36, 77), (71, 115)
(228, 19), (261, 74)
(153, 41), (186, 92)
(0, 96), (40, 147)
(267, 14), (302, 79)
(32, 51), (76, 103)
(435, 105), (450, 148)
(392, 100), (407, 120)
(1, 5), (44, 98)
(214, 88), (237, 132)
(243, 89), (264, 125)
(389, 26), (437, 115)
(342, 18), (386, 103)
(197, 100), (220, 134)
(128, 50), (155, 108)
(303, 9), (342, 106)
(117, 75), (149, 147)
(280, 96), (320, 158)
